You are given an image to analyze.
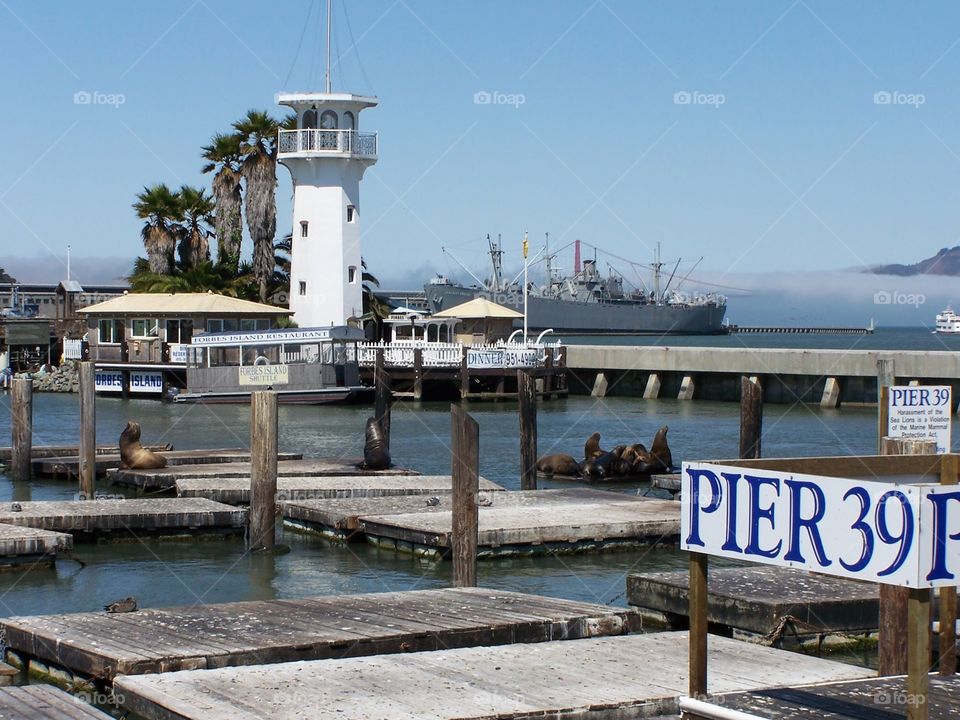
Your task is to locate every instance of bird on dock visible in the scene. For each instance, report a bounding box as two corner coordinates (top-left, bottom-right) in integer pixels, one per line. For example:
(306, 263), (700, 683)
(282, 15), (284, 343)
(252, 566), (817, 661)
(9, 503), (21, 512)
(477, 496), (493, 507)
(104, 597), (137, 614)
(424, 496), (441, 506)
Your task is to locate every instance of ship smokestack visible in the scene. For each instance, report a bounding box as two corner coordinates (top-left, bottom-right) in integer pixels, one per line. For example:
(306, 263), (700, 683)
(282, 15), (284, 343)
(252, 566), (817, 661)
(574, 239), (581, 275)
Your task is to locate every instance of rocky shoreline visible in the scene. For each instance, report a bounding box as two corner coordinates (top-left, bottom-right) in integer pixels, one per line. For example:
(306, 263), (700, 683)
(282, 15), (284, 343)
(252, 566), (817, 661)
(19, 360), (80, 393)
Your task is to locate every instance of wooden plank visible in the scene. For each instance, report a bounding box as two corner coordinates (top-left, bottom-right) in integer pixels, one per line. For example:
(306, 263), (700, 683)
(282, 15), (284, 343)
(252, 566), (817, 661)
(35, 449), (303, 479)
(0, 498), (245, 536)
(113, 632), (873, 720)
(110, 458), (418, 490)
(181, 475), (504, 506)
(0, 444), (172, 462)
(358, 489), (680, 555)
(0, 685), (115, 719)
(0, 523), (72, 560)
(711, 454), (943, 481)
(627, 566), (879, 635)
(3, 588), (639, 681)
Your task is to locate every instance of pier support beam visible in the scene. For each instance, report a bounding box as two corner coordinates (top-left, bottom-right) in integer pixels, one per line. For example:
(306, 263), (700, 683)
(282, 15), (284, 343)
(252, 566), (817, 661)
(819, 377), (840, 408)
(518, 371), (537, 491)
(591, 372), (608, 398)
(249, 391), (278, 551)
(10, 378), (32, 482)
(78, 362), (96, 500)
(677, 376), (695, 401)
(451, 404), (479, 587)
(412, 348), (423, 401)
(642, 373), (661, 399)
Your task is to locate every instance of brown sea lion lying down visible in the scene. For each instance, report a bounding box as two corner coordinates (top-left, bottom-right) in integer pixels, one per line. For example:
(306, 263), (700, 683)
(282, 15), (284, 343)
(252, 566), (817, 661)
(581, 426), (673, 478)
(119, 421), (167, 469)
(361, 417), (392, 470)
(535, 453), (582, 477)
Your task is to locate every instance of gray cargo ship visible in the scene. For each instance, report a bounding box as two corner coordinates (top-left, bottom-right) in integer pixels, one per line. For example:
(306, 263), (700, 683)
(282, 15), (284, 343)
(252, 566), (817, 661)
(424, 238), (727, 335)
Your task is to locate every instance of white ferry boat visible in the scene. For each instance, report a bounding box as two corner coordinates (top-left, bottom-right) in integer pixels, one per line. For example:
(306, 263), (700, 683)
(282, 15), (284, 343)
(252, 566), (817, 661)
(935, 307), (960, 334)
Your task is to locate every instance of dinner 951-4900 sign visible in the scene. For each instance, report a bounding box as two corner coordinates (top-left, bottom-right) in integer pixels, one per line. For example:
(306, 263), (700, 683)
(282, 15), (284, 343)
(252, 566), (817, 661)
(681, 462), (960, 588)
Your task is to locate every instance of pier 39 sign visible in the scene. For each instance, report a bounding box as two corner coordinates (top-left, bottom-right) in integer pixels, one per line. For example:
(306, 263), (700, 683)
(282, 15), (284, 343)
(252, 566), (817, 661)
(681, 463), (960, 588)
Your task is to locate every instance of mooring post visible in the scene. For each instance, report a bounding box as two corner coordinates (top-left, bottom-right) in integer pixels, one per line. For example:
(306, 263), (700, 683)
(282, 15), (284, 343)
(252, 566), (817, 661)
(249, 390), (278, 551)
(10, 378), (33, 482)
(374, 349), (391, 452)
(938, 453), (958, 676)
(450, 404), (479, 587)
(738, 376), (762, 459)
(412, 347), (423, 401)
(518, 370), (538, 491)
(78, 362), (96, 500)
(459, 345), (469, 399)
(877, 357), (895, 454)
(878, 435), (935, 677)
(688, 551), (708, 699)
(907, 587), (931, 720)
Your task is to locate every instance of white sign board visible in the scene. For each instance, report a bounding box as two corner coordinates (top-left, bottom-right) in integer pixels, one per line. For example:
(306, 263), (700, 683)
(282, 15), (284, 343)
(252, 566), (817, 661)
(168, 344), (189, 364)
(681, 462), (960, 588)
(887, 385), (952, 454)
(94, 370), (124, 392)
(238, 364), (289, 386)
(467, 348), (539, 369)
(129, 371), (164, 394)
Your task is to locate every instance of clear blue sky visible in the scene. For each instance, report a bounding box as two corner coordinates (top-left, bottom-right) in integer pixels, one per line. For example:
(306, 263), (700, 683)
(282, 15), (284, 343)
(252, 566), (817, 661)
(2, 1), (960, 323)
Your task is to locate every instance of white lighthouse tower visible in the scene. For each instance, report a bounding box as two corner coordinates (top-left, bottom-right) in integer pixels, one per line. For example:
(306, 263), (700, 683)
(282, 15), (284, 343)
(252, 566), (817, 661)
(276, 52), (377, 327)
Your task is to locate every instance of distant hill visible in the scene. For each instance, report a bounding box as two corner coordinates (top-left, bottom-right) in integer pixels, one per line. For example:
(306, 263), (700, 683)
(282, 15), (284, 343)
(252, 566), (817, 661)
(0, 267), (15, 283)
(870, 246), (960, 276)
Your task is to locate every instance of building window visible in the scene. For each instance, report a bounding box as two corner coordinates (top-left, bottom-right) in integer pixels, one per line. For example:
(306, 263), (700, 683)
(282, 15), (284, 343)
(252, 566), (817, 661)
(206, 318), (241, 334)
(165, 318), (193, 344)
(240, 318), (271, 332)
(302, 109), (318, 129)
(348, 266), (357, 284)
(131, 318), (159, 338)
(299, 281), (307, 296)
(98, 318), (122, 344)
(300, 221), (309, 238)
(346, 205), (355, 223)
(342, 111), (355, 131)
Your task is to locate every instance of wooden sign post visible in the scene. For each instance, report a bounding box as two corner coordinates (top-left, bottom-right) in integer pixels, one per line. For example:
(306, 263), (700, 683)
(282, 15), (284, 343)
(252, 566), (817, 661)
(518, 370), (538, 491)
(78, 362), (96, 500)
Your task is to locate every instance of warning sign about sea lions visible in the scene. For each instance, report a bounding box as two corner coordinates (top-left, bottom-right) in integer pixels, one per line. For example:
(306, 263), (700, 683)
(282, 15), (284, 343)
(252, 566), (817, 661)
(238, 364), (289, 386)
(887, 385), (952, 454)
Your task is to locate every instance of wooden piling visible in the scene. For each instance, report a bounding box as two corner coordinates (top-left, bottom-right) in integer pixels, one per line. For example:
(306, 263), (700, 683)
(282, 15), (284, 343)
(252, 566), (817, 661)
(878, 435), (935, 677)
(413, 347), (423, 401)
(450, 404), (479, 587)
(518, 370), (537, 491)
(459, 346), (469, 399)
(78, 362), (96, 500)
(939, 453), (958, 676)
(907, 587), (931, 720)
(374, 349), (391, 452)
(10, 379), (32, 482)
(688, 551), (708, 698)
(248, 391), (278, 551)
(877, 358), (895, 454)
(738, 376), (762, 460)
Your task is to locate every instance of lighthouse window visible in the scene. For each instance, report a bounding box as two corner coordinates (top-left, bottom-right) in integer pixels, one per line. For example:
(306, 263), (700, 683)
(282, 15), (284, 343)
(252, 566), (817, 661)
(346, 205), (355, 223)
(302, 109), (318, 129)
(300, 221), (309, 238)
(348, 266), (357, 284)
(299, 281), (307, 296)
(320, 110), (338, 129)
(342, 111), (355, 130)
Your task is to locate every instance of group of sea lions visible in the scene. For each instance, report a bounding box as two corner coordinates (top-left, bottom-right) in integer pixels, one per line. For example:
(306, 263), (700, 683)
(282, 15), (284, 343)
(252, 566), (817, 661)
(536, 425), (673, 480)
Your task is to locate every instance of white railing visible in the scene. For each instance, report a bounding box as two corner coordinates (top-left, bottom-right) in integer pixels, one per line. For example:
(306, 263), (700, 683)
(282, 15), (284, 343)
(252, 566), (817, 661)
(357, 341), (563, 370)
(278, 129), (377, 157)
(62, 338), (84, 360)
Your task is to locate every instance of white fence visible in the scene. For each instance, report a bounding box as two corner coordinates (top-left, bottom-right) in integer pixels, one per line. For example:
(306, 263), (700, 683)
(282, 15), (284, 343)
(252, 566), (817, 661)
(357, 341), (563, 370)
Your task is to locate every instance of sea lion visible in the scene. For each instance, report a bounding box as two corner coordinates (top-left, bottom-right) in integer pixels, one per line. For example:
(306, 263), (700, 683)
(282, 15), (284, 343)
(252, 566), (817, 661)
(535, 453), (582, 477)
(633, 426), (672, 474)
(581, 450), (620, 479)
(584, 432), (606, 460)
(361, 417), (392, 470)
(119, 422), (167, 470)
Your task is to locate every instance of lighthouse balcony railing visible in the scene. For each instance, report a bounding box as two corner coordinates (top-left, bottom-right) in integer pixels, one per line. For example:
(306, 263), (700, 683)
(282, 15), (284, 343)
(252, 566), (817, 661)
(278, 129), (377, 158)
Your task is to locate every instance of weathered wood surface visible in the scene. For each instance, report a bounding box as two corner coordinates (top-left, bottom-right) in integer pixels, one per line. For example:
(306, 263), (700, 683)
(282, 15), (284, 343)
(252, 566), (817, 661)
(358, 489), (680, 555)
(3, 588), (640, 681)
(78, 361), (96, 501)
(0, 499), (245, 536)
(248, 391), (278, 550)
(10, 379), (32, 482)
(628, 566), (879, 635)
(0, 685), (115, 719)
(451, 404), (479, 587)
(0, 443), (172, 461)
(650, 473), (681, 493)
(181, 475), (504, 505)
(0, 523), (73, 560)
(695, 675), (960, 720)
(36, 449), (303, 478)
(110, 458), (417, 490)
(113, 632), (872, 720)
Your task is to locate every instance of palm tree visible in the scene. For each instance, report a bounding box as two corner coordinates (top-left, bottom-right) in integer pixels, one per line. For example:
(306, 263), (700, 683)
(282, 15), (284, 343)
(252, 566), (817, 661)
(177, 185), (215, 268)
(128, 258), (255, 298)
(133, 184), (181, 274)
(272, 233), (292, 302)
(361, 258), (390, 339)
(201, 133), (244, 274)
(233, 110), (281, 302)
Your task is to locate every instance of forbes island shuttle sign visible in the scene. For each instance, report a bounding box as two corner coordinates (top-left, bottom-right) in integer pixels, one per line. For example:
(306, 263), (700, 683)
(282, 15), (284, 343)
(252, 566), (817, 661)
(681, 462), (960, 588)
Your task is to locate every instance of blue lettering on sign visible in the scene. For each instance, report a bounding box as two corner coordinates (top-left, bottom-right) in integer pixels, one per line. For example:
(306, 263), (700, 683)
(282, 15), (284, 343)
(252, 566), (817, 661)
(720, 472), (743, 553)
(926, 490), (960, 582)
(890, 387), (951, 407)
(684, 467), (722, 548)
(784, 479), (831, 566)
(875, 491), (914, 577)
(840, 487), (874, 572)
(745, 475), (782, 559)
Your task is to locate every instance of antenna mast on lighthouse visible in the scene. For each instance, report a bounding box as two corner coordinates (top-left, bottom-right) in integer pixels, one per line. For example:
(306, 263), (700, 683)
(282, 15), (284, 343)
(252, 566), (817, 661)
(324, 0), (332, 93)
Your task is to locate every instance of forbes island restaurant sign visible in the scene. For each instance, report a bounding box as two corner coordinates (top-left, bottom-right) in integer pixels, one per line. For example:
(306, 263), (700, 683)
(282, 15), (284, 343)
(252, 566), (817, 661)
(238, 364), (289, 386)
(681, 462), (960, 588)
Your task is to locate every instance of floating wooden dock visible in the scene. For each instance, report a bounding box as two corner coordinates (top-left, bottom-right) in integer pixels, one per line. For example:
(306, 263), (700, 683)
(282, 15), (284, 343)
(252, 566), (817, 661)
(34, 448), (303, 479)
(0, 498), (245, 539)
(627, 566), (879, 636)
(0, 685), (114, 719)
(113, 632), (873, 720)
(0, 443), (172, 462)
(0, 523), (72, 568)
(686, 675), (960, 719)
(109, 458), (418, 491)
(2, 588), (639, 681)
(179, 475), (504, 505)
(324, 488), (681, 557)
